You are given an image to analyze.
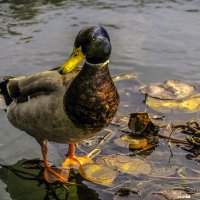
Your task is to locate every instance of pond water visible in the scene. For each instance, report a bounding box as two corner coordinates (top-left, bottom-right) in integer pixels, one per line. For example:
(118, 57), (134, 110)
(0, 0), (200, 199)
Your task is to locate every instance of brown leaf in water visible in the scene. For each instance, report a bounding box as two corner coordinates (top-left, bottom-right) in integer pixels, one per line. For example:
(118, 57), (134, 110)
(128, 113), (159, 136)
(140, 80), (195, 100)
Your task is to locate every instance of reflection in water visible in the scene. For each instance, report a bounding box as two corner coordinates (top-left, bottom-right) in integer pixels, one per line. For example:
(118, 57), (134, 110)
(0, 160), (100, 200)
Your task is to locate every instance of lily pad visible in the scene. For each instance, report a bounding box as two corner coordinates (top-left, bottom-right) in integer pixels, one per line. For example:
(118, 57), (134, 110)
(146, 94), (200, 113)
(78, 163), (117, 186)
(97, 155), (151, 176)
(140, 80), (195, 100)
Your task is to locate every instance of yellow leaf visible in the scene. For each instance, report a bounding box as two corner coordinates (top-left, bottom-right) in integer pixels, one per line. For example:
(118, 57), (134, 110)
(97, 155), (151, 176)
(146, 94), (200, 113)
(78, 163), (117, 186)
(114, 135), (148, 150)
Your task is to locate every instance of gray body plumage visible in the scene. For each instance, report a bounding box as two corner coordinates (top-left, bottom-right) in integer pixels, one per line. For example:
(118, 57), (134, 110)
(6, 69), (96, 145)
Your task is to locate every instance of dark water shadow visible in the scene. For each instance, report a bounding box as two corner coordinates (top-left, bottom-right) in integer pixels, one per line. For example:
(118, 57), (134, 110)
(0, 159), (100, 200)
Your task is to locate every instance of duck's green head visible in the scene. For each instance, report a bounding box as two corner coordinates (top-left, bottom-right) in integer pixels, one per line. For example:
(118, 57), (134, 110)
(59, 25), (111, 74)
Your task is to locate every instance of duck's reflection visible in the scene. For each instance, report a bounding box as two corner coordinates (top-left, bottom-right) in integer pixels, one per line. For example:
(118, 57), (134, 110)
(0, 159), (100, 200)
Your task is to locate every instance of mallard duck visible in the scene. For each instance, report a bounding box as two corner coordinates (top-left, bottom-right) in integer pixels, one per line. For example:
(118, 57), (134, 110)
(0, 25), (120, 182)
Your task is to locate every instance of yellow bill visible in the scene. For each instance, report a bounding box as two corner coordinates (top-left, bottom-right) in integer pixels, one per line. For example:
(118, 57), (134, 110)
(59, 46), (85, 74)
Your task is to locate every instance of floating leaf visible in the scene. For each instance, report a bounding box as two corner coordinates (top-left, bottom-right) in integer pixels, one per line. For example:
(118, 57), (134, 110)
(129, 138), (149, 150)
(78, 163), (117, 186)
(97, 155), (151, 176)
(128, 113), (159, 136)
(165, 80), (195, 99)
(140, 80), (195, 100)
(146, 94), (200, 113)
(114, 135), (148, 149)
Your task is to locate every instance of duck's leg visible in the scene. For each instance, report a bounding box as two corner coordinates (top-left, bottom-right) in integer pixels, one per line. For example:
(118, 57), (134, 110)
(62, 143), (93, 169)
(41, 140), (69, 183)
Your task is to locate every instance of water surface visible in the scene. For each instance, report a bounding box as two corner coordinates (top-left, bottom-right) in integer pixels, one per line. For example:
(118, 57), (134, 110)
(0, 0), (200, 199)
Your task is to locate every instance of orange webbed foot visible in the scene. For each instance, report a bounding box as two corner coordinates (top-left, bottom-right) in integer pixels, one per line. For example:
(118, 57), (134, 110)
(62, 156), (93, 169)
(62, 143), (94, 169)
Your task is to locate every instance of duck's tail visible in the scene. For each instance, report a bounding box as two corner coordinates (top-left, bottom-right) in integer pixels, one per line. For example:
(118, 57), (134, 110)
(0, 78), (13, 110)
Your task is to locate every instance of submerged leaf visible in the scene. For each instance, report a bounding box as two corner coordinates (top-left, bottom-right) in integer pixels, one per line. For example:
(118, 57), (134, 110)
(153, 187), (196, 200)
(114, 135), (148, 149)
(97, 155), (151, 176)
(146, 94), (200, 113)
(78, 163), (117, 186)
(112, 73), (137, 82)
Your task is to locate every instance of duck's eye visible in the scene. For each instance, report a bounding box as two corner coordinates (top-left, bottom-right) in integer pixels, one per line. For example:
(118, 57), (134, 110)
(74, 53), (78, 57)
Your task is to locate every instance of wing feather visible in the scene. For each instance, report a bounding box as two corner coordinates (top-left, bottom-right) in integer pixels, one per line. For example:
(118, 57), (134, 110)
(1, 67), (81, 105)
(8, 71), (63, 98)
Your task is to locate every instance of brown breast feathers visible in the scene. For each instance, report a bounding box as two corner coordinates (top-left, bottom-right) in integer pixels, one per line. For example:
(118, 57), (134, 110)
(64, 62), (119, 131)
